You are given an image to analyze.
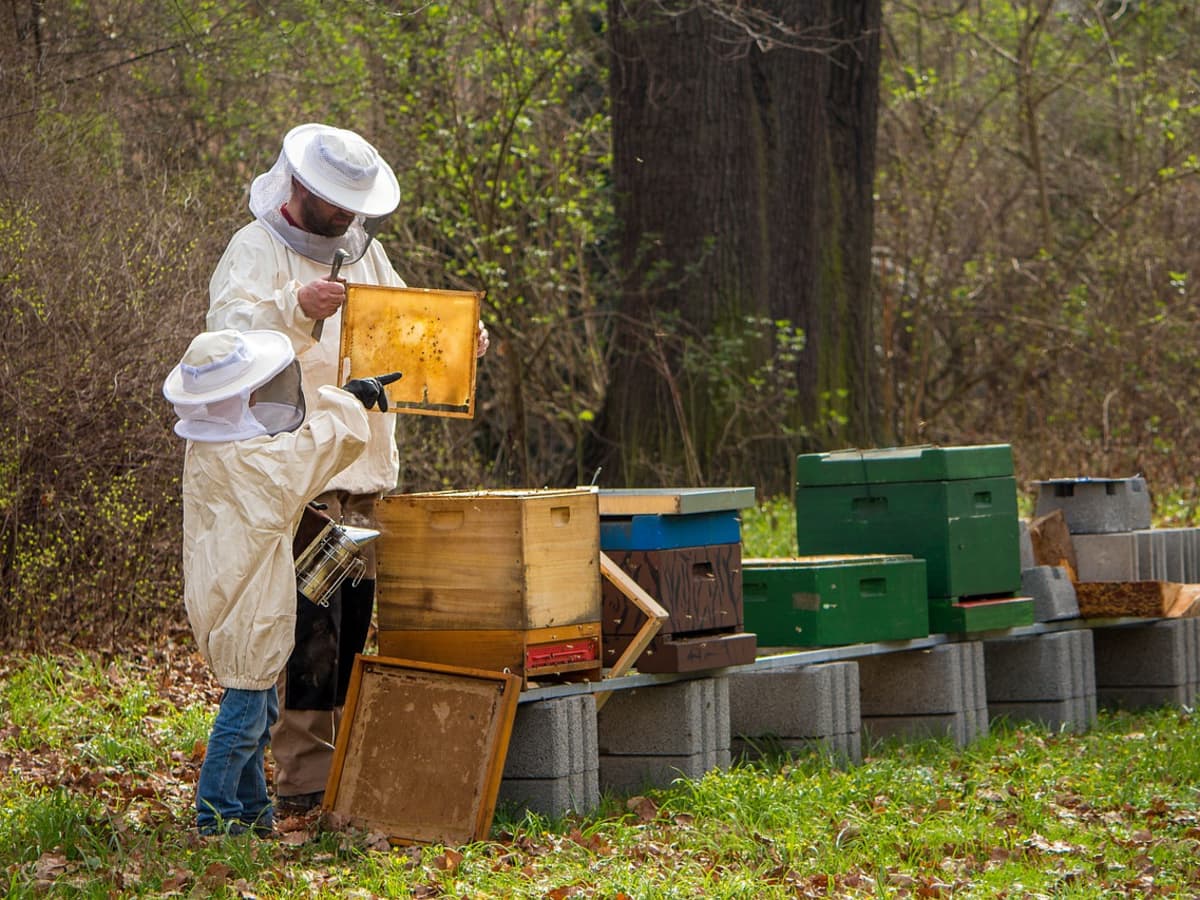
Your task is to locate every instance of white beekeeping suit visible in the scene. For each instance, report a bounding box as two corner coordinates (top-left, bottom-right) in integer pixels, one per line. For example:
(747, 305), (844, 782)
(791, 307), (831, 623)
(207, 123), (407, 496)
(164, 329), (370, 689)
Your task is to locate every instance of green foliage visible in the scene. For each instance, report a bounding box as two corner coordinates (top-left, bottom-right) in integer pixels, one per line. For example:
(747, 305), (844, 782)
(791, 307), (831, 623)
(876, 0), (1200, 489)
(740, 496), (798, 558)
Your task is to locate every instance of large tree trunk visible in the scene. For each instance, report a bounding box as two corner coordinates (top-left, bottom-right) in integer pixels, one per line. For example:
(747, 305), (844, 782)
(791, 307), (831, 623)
(595, 0), (882, 491)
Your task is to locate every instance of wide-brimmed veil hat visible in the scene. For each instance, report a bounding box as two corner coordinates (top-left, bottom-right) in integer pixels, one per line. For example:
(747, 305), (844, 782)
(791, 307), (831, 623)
(163, 330), (295, 405)
(248, 123), (400, 264)
(283, 123), (400, 216)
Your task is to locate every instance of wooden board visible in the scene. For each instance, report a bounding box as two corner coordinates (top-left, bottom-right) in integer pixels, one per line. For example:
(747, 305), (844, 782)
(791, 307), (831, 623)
(1028, 509), (1078, 579)
(603, 631), (757, 674)
(1075, 581), (1200, 618)
(324, 654), (520, 846)
(340, 284), (481, 418)
(594, 487), (756, 516)
(595, 552), (667, 708)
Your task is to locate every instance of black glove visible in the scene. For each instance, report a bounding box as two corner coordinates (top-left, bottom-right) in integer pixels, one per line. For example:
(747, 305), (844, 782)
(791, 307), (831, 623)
(342, 372), (402, 412)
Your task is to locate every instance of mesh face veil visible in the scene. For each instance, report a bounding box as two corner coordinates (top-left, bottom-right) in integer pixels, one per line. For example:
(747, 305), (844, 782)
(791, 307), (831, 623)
(164, 330), (302, 442)
(248, 124), (398, 266)
(249, 359), (306, 435)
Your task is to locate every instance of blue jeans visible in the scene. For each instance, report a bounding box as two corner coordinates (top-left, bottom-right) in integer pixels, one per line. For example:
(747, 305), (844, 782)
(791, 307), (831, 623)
(196, 686), (279, 835)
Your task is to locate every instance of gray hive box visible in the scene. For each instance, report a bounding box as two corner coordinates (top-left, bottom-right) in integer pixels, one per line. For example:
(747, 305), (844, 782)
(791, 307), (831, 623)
(1033, 476), (1151, 534)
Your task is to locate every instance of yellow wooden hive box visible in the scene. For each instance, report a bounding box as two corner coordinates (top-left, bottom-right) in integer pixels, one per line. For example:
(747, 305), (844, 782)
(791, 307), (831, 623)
(375, 488), (602, 682)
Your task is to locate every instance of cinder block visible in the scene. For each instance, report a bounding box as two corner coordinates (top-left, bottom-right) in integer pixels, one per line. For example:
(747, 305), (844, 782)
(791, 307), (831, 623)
(597, 676), (730, 758)
(1019, 520), (1035, 570)
(861, 712), (979, 746)
(597, 677), (730, 793)
(503, 695), (597, 779)
(1073, 533), (1139, 583)
(1019, 566), (1080, 621)
(728, 662), (859, 740)
(984, 630), (1094, 702)
(1097, 684), (1196, 710)
(599, 750), (731, 794)
(1135, 530), (1161, 581)
(1093, 617), (1200, 711)
(1093, 620), (1193, 687)
(1162, 528), (1188, 584)
(732, 731), (862, 766)
(988, 696), (1097, 733)
(858, 643), (987, 746)
(1033, 476), (1152, 534)
(1148, 527), (1200, 583)
(728, 662), (860, 765)
(496, 770), (599, 818)
(501, 694), (599, 817)
(858, 643), (982, 716)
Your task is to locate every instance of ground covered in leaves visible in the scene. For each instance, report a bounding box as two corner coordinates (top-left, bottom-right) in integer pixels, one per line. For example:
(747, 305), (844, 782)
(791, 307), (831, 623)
(6, 643), (1200, 897)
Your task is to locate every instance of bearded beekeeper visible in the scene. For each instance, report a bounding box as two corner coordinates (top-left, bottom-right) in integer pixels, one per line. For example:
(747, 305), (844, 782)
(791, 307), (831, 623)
(164, 328), (399, 836)
(207, 123), (488, 815)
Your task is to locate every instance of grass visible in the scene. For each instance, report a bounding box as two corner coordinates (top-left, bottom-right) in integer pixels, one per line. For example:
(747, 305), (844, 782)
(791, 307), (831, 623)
(5, 648), (1200, 896)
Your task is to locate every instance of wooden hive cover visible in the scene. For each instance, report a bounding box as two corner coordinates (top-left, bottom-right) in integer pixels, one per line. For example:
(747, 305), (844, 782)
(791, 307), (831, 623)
(340, 284), (482, 418)
(325, 655), (521, 846)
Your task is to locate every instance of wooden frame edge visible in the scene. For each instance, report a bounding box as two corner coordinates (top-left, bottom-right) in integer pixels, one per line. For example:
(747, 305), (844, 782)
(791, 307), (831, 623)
(595, 551), (669, 710)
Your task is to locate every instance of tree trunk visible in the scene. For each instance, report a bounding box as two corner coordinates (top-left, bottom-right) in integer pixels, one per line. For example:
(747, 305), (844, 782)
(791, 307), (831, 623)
(595, 0), (882, 491)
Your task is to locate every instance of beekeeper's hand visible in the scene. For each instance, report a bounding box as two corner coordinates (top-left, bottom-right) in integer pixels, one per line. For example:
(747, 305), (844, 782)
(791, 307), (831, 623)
(476, 320), (490, 357)
(297, 276), (346, 321)
(342, 372), (403, 412)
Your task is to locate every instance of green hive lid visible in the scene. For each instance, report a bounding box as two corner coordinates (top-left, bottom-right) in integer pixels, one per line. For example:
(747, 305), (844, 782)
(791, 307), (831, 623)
(795, 443), (1014, 486)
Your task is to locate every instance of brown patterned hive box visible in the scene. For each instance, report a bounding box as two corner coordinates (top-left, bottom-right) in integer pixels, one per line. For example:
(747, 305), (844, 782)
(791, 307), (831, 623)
(598, 487), (758, 673)
(375, 488), (602, 685)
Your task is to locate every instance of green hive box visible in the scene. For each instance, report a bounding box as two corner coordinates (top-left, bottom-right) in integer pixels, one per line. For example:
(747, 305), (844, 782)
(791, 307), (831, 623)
(742, 555), (930, 647)
(928, 597), (1034, 633)
(794, 444), (1021, 600)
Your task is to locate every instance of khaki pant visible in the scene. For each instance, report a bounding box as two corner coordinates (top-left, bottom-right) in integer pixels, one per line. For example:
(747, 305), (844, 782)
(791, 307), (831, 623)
(271, 490), (379, 798)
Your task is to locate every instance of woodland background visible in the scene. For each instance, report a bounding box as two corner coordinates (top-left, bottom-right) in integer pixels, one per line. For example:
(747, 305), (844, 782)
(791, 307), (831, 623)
(2, 0), (1199, 649)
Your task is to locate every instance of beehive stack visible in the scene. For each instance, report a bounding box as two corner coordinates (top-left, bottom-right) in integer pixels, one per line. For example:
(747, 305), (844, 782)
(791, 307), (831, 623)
(374, 488), (603, 685)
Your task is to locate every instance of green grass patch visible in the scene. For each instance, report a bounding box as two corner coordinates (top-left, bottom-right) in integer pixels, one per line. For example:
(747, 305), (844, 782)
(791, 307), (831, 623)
(4, 652), (1200, 895)
(741, 495), (798, 558)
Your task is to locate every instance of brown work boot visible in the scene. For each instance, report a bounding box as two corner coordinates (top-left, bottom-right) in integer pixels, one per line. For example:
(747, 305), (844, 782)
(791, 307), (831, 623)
(275, 791), (324, 816)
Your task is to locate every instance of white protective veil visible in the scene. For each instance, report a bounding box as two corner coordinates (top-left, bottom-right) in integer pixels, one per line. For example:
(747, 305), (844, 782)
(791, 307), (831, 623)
(248, 123), (400, 267)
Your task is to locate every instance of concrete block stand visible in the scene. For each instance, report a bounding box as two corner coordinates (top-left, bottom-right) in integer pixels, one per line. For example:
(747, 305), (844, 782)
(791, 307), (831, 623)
(1020, 566), (1080, 622)
(1093, 618), (1200, 710)
(857, 642), (988, 746)
(597, 676), (730, 794)
(499, 694), (600, 818)
(1034, 476), (1151, 534)
(984, 629), (1096, 733)
(728, 661), (861, 765)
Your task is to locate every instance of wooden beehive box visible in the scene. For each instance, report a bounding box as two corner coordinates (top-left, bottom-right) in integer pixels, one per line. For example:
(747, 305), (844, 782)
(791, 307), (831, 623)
(598, 487), (758, 673)
(375, 488), (602, 683)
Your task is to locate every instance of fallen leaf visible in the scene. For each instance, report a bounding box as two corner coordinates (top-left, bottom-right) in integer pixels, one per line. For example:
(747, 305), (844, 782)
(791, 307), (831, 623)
(627, 795), (658, 822)
(433, 848), (463, 871)
(33, 852), (69, 880)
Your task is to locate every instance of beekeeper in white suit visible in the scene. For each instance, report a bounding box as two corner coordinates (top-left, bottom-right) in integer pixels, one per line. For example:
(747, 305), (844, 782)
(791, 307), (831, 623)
(207, 123), (489, 815)
(165, 328), (397, 836)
